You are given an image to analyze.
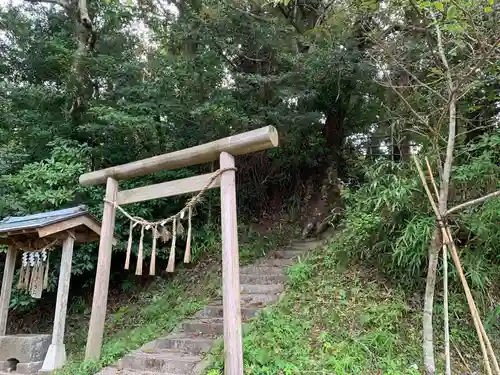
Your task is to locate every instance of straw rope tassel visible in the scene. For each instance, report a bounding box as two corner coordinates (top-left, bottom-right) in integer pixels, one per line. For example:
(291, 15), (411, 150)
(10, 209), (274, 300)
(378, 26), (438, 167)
(33, 263), (43, 298)
(28, 265), (34, 295)
(29, 263), (35, 294)
(184, 207), (192, 263)
(150, 225), (157, 276)
(166, 218), (177, 272)
(30, 264), (39, 298)
(43, 253), (50, 290)
(136, 226), (145, 276)
(125, 220), (134, 270)
(24, 265), (31, 289)
(18, 265), (25, 290)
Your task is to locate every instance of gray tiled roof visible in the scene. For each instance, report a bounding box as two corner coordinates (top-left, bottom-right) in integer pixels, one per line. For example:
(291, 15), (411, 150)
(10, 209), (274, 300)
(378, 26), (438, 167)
(0, 205), (88, 233)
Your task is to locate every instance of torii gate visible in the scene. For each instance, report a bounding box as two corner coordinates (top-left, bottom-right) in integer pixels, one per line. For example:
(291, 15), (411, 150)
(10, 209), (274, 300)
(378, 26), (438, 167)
(79, 126), (279, 375)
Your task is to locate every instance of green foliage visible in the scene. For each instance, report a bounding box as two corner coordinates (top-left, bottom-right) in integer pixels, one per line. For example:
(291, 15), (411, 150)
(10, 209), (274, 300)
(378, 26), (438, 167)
(329, 130), (500, 293)
(0, 139), (91, 215)
(334, 160), (432, 283)
(286, 261), (313, 287)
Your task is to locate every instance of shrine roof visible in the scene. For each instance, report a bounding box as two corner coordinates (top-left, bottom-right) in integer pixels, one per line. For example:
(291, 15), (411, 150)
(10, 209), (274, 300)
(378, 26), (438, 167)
(0, 205), (89, 233)
(0, 205), (116, 246)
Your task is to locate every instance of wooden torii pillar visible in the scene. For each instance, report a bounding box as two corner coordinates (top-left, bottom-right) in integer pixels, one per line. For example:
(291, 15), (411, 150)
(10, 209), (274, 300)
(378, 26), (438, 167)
(80, 126), (279, 375)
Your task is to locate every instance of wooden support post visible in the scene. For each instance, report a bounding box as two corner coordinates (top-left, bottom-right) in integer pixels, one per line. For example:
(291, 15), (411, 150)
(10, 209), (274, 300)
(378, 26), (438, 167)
(42, 232), (75, 372)
(0, 245), (16, 336)
(85, 177), (118, 360)
(219, 152), (244, 375)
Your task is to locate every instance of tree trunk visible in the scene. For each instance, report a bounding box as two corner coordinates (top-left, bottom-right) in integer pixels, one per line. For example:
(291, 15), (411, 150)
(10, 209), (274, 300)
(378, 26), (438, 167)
(423, 228), (440, 375)
(69, 0), (96, 120)
(324, 110), (345, 177)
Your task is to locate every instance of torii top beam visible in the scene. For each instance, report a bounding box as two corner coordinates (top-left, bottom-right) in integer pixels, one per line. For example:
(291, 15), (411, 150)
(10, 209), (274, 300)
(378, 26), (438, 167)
(79, 126), (279, 186)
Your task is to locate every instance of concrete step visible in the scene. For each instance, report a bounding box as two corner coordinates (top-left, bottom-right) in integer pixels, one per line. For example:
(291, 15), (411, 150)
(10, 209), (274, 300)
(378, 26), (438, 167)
(119, 350), (203, 374)
(240, 273), (287, 284)
(240, 265), (285, 275)
(240, 293), (279, 305)
(272, 250), (306, 259)
(241, 283), (284, 294)
(182, 318), (225, 335)
(257, 258), (295, 267)
(196, 305), (260, 319)
(99, 239), (321, 375)
(97, 366), (171, 375)
(289, 240), (322, 250)
(147, 333), (215, 355)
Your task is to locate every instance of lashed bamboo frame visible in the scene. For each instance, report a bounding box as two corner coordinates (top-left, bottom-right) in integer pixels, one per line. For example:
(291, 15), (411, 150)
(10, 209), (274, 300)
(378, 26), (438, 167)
(413, 155), (500, 375)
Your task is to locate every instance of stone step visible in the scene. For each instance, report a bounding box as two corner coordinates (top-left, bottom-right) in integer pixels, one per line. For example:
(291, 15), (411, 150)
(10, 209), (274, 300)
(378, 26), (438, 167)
(196, 305), (260, 319)
(240, 265), (285, 275)
(257, 258), (295, 267)
(147, 333), (215, 355)
(272, 250), (306, 259)
(289, 240), (322, 250)
(241, 283), (284, 294)
(240, 293), (279, 305)
(240, 273), (287, 284)
(182, 318), (224, 335)
(97, 366), (170, 375)
(212, 291), (281, 305)
(119, 350), (203, 374)
(98, 238), (322, 375)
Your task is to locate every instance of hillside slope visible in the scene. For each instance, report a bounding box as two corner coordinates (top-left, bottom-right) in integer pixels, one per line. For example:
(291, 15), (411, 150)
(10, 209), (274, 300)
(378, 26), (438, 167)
(206, 241), (498, 375)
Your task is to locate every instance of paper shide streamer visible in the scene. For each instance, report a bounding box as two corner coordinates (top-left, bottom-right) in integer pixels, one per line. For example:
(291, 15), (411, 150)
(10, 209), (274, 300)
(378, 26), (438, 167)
(17, 249), (52, 299)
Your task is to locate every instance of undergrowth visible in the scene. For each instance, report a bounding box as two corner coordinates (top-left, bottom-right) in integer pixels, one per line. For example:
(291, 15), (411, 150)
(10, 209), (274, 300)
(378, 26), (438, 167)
(206, 240), (499, 375)
(54, 224), (284, 375)
(335, 131), (500, 296)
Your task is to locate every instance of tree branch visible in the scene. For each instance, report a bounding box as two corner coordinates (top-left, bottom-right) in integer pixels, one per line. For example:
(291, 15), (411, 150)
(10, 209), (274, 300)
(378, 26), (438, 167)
(277, 3), (304, 34)
(227, 4), (273, 24)
(78, 0), (92, 28)
(24, 0), (69, 9)
(379, 73), (429, 126)
(434, 20), (456, 214)
(447, 190), (500, 215)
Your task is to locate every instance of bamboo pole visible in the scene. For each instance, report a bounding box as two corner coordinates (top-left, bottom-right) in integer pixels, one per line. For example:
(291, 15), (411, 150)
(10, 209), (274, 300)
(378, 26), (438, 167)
(425, 157), (500, 374)
(425, 157), (451, 375)
(413, 155), (495, 375)
(447, 189), (500, 215)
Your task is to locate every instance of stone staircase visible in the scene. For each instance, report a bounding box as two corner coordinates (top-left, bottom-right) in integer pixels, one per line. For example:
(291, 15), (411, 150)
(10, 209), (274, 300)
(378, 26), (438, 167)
(98, 238), (324, 375)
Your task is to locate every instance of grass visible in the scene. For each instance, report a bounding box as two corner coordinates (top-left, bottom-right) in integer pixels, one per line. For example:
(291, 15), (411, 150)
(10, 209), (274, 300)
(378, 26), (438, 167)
(54, 224), (286, 375)
(56, 262), (220, 375)
(206, 240), (499, 375)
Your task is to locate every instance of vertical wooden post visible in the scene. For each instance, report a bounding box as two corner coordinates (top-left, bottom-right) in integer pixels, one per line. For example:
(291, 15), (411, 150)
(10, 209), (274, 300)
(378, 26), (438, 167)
(219, 152), (244, 375)
(85, 177), (118, 360)
(0, 245), (16, 336)
(42, 232), (74, 371)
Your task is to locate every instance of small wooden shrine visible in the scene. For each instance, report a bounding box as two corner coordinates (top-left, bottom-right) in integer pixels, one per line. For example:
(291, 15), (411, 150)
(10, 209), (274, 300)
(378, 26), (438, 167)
(0, 206), (111, 374)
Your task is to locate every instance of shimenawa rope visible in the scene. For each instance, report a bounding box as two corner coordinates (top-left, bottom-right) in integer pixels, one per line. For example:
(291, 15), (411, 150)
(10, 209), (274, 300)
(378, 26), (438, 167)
(105, 167), (236, 275)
